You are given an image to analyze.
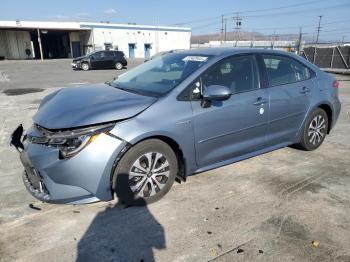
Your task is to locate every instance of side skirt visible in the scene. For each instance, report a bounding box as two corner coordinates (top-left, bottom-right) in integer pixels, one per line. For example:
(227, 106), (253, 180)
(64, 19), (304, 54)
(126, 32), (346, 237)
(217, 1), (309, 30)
(192, 142), (292, 175)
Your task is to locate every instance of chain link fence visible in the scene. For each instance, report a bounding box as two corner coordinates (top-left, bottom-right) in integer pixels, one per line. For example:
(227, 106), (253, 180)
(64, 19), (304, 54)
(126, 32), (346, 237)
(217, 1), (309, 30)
(302, 45), (350, 71)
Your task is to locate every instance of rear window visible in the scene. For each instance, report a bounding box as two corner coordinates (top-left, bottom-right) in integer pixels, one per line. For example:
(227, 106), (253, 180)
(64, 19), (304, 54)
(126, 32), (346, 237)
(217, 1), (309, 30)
(263, 55), (312, 86)
(105, 52), (114, 57)
(114, 51), (123, 56)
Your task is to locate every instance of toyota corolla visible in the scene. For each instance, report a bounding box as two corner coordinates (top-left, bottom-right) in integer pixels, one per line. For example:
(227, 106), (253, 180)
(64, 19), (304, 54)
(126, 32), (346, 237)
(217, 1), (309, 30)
(11, 48), (341, 206)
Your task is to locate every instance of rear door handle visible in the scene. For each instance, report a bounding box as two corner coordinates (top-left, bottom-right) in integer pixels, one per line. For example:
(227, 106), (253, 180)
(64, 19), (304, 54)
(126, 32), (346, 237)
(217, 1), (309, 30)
(253, 97), (268, 106)
(300, 86), (310, 94)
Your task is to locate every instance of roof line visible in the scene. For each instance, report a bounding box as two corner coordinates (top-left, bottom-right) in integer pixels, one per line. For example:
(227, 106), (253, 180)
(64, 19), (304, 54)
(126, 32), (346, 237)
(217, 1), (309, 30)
(79, 23), (191, 32)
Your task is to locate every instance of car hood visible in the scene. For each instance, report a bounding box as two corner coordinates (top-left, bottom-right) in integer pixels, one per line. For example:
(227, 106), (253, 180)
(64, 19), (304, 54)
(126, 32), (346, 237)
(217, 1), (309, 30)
(33, 84), (157, 129)
(73, 55), (87, 62)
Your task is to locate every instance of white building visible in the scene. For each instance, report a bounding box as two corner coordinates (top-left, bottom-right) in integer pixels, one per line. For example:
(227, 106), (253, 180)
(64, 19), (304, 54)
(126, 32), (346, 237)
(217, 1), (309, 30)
(0, 20), (191, 60)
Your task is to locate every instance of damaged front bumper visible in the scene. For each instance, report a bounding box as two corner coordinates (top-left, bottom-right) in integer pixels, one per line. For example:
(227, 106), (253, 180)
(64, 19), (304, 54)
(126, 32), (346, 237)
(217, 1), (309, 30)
(71, 62), (81, 69)
(11, 124), (127, 204)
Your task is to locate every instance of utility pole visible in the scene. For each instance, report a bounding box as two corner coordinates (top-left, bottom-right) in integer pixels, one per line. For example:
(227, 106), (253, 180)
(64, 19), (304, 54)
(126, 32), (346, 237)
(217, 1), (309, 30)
(271, 30), (276, 50)
(221, 15), (224, 44)
(224, 18), (227, 43)
(297, 27), (303, 55)
(316, 15), (323, 44)
(234, 12), (242, 43)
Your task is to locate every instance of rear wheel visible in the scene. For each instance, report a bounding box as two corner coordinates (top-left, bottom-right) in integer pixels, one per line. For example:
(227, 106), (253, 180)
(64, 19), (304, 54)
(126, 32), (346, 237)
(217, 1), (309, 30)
(113, 139), (178, 206)
(81, 62), (89, 71)
(115, 62), (123, 70)
(297, 108), (328, 151)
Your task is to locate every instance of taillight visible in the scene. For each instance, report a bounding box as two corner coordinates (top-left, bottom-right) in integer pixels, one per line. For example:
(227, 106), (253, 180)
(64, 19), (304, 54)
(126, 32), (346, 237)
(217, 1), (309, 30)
(333, 80), (340, 88)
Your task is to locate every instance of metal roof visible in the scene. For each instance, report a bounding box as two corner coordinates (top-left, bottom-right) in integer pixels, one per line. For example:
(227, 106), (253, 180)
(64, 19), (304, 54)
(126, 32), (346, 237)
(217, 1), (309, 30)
(0, 20), (191, 32)
(80, 22), (191, 32)
(0, 21), (86, 30)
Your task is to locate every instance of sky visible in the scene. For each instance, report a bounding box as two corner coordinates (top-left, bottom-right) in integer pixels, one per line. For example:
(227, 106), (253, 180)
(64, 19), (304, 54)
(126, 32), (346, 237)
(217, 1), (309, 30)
(1, 0), (350, 41)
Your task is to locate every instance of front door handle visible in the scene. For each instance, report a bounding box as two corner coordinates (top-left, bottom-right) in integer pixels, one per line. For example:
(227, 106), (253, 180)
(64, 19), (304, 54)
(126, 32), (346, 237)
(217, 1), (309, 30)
(253, 97), (268, 106)
(300, 86), (310, 94)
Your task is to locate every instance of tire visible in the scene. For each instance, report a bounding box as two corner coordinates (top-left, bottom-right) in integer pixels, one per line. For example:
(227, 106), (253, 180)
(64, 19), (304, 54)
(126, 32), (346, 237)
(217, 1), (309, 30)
(115, 62), (123, 70)
(113, 139), (178, 206)
(297, 108), (328, 151)
(81, 63), (89, 71)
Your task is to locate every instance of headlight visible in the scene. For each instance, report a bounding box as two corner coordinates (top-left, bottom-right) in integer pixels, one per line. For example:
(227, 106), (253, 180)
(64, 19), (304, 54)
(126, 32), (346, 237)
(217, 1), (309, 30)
(56, 133), (99, 159)
(31, 123), (115, 159)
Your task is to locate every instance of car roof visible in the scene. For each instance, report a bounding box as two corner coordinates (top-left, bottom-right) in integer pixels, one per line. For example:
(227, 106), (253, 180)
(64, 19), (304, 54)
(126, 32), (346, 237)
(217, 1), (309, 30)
(176, 47), (321, 74)
(178, 47), (294, 57)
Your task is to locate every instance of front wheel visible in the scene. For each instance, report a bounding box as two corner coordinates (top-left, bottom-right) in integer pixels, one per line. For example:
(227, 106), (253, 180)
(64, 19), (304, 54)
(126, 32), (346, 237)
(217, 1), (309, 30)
(297, 108), (328, 151)
(113, 139), (178, 206)
(81, 63), (89, 71)
(115, 62), (123, 70)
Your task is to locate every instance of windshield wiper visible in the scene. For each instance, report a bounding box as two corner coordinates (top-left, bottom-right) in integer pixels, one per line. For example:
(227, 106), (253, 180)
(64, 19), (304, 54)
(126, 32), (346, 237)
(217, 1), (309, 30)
(113, 85), (129, 92)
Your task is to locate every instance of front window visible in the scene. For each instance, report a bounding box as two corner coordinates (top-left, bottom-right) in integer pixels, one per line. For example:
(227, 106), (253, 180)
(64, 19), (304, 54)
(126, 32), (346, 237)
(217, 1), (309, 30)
(111, 53), (212, 97)
(201, 55), (260, 94)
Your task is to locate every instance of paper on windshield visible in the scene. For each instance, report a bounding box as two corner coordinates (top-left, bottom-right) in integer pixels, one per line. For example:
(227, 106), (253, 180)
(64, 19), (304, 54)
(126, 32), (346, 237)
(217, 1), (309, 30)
(182, 56), (208, 62)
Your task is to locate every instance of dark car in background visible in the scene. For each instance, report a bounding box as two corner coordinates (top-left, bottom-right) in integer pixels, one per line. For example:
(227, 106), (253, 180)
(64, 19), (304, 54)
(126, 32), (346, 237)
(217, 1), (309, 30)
(72, 50), (127, 71)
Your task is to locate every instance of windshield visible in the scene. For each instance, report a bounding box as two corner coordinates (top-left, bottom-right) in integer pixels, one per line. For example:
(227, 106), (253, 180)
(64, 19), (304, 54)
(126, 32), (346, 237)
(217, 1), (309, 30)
(111, 53), (212, 97)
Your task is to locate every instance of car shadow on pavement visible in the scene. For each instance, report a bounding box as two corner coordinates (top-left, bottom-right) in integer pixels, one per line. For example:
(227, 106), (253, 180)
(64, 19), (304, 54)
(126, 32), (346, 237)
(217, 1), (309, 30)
(77, 173), (165, 262)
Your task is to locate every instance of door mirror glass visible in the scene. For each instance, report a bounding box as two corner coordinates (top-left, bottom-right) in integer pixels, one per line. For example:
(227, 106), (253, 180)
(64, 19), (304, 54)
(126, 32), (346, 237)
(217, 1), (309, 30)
(202, 85), (232, 101)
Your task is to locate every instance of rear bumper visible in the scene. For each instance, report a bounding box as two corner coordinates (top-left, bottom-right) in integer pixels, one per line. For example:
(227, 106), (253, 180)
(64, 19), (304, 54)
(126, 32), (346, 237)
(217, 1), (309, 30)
(18, 129), (126, 204)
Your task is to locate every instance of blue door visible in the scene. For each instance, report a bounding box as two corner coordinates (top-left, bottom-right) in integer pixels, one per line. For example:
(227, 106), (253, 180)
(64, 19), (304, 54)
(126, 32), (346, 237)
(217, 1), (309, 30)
(128, 44), (135, 58)
(144, 44), (151, 59)
(261, 54), (313, 145)
(191, 55), (269, 167)
(72, 41), (81, 58)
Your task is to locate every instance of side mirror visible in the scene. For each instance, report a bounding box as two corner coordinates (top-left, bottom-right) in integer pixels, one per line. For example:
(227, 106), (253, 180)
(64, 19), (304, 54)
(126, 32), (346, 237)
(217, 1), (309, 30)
(90, 56), (95, 60)
(201, 85), (231, 107)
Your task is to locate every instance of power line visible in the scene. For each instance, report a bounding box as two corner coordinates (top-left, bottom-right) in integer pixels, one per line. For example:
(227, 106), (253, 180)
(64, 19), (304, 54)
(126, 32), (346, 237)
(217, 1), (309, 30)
(236, 0), (329, 14)
(240, 3), (350, 18)
(170, 0), (341, 26)
(191, 20), (222, 30)
(304, 30), (350, 36)
(246, 18), (350, 31)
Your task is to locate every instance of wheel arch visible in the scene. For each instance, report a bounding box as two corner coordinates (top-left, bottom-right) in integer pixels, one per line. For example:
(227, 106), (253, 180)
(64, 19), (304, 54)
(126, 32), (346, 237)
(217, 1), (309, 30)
(297, 102), (334, 142)
(317, 103), (333, 134)
(110, 134), (187, 196)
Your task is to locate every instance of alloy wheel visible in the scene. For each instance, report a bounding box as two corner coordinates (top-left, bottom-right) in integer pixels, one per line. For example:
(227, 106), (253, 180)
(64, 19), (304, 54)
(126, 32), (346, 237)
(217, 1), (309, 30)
(308, 114), (326, 145)
(115, 62), (123, 70)
(82, 63), (89, 71)
(129, 152), (170, 198)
